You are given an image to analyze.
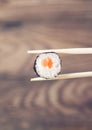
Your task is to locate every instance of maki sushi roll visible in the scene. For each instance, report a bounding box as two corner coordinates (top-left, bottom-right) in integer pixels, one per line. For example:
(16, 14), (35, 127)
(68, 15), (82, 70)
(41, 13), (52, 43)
(34, 52), (62, 78)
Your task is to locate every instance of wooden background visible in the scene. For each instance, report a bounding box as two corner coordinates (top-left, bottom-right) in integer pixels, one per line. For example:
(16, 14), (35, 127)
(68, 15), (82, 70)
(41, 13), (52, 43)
(0, 0), (92, 130)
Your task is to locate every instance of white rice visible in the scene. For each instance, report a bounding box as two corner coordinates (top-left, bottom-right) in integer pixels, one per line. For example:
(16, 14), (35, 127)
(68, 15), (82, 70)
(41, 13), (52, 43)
(34, 52), (62, 78)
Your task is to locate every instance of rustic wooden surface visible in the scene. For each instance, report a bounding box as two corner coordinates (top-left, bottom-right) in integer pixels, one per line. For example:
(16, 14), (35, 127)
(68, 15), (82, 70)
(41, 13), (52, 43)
(0, 0), (92, 130)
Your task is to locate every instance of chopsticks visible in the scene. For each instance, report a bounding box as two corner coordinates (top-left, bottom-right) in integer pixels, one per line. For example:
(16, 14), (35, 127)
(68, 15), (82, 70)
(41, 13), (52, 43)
(30, 71), (92, 81)
(27, 48), (92, 54)
(27, 48), (92, 81)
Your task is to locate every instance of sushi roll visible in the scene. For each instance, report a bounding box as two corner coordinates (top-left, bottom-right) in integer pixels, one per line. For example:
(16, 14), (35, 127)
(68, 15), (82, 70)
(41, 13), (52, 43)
(34, 52), (62, 78)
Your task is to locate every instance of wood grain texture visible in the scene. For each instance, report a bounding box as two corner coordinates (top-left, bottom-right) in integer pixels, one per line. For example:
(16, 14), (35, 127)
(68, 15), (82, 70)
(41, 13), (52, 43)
(0, 0), (92, 130)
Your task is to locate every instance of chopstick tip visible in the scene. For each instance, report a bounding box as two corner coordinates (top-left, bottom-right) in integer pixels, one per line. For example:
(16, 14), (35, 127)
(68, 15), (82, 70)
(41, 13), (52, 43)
(27, 50), (31, 54)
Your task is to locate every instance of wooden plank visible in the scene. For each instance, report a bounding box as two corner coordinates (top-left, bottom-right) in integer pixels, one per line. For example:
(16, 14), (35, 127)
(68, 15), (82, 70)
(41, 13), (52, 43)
(0, 0), (92, 130)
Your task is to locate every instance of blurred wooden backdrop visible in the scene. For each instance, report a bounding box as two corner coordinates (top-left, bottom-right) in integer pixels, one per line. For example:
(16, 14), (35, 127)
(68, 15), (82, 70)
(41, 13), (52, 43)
(0, 0), (92, 130)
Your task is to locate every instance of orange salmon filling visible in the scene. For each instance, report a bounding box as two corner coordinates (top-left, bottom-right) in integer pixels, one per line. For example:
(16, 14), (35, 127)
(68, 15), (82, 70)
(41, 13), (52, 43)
(42, 57), (53, 68)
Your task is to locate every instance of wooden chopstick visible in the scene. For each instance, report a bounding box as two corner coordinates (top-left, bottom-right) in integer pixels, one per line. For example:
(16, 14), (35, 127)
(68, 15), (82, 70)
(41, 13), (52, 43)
(27, 48), (92, 54)
(30, 71), (92, 81)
